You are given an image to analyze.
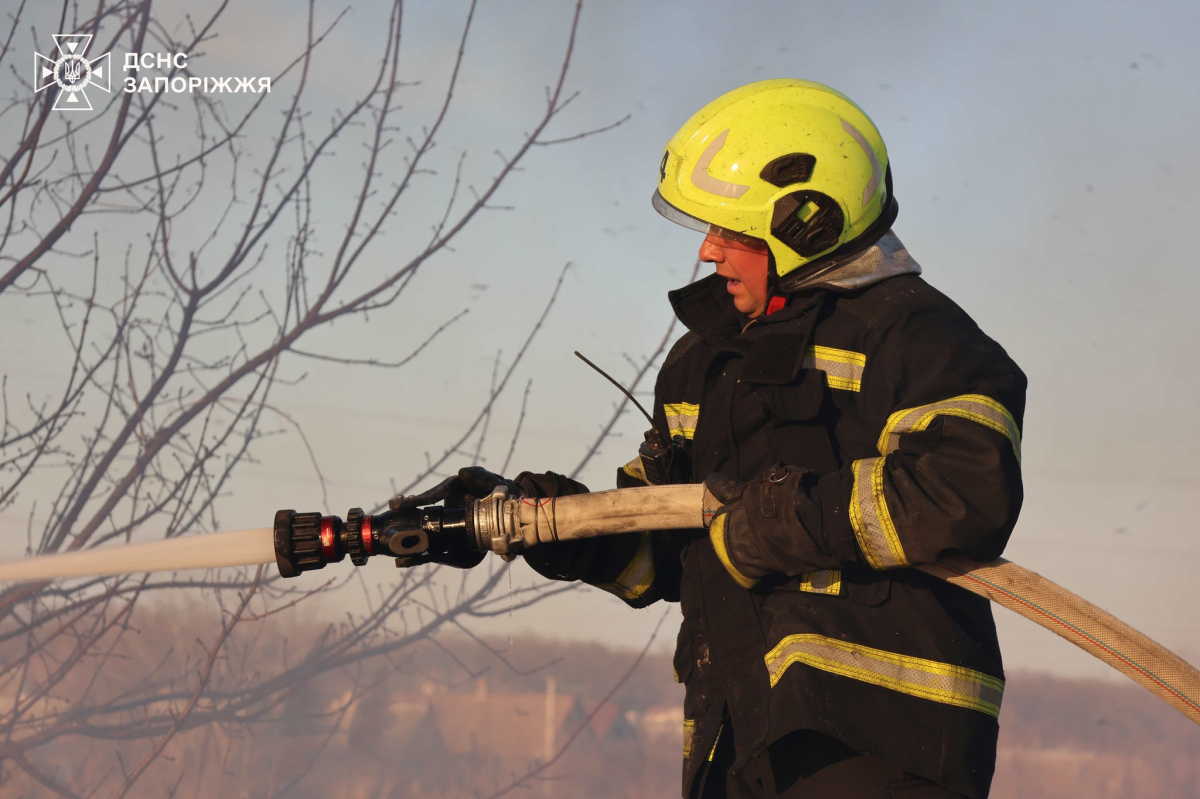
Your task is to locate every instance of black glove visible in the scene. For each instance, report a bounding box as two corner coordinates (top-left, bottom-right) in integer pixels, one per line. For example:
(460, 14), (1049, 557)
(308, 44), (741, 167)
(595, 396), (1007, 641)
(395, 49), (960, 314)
(392, 466), (517, 569)
(705, 464), (825, 588)
(510, 471), (593, 581)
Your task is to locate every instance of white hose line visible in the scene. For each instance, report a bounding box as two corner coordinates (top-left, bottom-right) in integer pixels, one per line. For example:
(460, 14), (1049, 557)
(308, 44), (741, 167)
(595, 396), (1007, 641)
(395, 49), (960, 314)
(0, 528), (276, 583)
(515, 484), (711, 543)
(531, 485), (1200, 726)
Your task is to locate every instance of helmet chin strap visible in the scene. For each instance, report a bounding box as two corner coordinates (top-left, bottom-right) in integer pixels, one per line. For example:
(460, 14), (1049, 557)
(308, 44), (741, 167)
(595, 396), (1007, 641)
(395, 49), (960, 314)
(763, 250), (788, 316)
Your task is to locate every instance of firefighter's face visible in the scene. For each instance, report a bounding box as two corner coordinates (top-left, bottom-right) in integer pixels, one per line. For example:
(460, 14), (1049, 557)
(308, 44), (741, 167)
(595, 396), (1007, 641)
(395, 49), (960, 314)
(699, 232), (771, 318)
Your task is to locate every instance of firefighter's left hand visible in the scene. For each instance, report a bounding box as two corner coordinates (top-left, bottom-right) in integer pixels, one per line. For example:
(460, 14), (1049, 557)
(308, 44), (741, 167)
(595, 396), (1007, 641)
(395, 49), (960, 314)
(513, 471), (594, 582)
(704, 465), (823, 588)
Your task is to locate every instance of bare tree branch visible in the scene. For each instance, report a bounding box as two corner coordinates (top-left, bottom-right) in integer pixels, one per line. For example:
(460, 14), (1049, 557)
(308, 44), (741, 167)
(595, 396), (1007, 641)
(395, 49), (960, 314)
(570, 259), (703, 479)
(0, 0), (640, 794)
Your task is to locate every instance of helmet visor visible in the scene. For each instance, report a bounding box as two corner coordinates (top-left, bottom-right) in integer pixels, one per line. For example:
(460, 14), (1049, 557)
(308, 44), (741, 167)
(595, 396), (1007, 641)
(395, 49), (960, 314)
(651, 189), (764, 247)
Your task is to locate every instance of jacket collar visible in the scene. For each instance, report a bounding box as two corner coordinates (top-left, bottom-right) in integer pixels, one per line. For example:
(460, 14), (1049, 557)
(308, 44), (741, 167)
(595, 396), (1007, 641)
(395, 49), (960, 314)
(668, 274), (821, 346)
(781, 230), (920, 292)
(668, 230), (920, 342)
(668, 273), (747, 342)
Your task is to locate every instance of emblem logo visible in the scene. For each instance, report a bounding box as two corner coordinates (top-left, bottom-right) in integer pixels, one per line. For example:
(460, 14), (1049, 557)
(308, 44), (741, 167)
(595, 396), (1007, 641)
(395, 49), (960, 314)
(34, 34), (111, 111)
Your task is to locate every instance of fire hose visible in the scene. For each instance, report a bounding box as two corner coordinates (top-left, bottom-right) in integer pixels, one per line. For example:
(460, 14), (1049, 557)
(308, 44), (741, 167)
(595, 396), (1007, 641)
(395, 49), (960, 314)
(2, 483), (1197, 725)
(270, 482), (1200, 726)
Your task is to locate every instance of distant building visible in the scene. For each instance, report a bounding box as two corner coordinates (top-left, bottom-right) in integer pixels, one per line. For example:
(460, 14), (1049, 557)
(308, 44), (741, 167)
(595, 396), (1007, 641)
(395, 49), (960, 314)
(345, 677), (641, 795)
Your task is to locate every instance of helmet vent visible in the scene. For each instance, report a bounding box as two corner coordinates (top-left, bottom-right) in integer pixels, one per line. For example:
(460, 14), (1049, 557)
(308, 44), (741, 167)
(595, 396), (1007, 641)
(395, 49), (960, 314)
(759, 153), (816, 187)
(771, 190), (844, 257)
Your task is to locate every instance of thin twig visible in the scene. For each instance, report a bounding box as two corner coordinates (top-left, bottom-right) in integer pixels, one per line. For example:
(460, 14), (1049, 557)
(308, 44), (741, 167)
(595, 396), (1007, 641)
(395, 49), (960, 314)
(570, 259), (703, 478)
(481, 607), (673, 799)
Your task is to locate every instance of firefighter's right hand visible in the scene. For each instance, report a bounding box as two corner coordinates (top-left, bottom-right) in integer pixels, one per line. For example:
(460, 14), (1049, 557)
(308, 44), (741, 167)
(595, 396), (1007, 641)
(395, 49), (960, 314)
(392, 467), (517, 569)
(704, 465), (826, 588)
(704, 473), (768, 588)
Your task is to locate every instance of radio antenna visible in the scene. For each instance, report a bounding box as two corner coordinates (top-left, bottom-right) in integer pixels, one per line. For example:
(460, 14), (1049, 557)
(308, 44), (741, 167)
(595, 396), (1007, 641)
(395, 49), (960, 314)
(573, 351), (655, 426)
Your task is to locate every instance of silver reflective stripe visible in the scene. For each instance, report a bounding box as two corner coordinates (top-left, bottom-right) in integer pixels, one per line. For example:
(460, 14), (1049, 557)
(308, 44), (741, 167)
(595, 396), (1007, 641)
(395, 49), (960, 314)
(799, 570), (842, 595)
(802, 345), (865, 391)
(690, 129), (750, 199)
(764, 633), (1004, 718)
(849, 457), (907, 570)
(664, 402), (700, 440)
(876, 394), (1021, 460)
(841, 118), (882, 208)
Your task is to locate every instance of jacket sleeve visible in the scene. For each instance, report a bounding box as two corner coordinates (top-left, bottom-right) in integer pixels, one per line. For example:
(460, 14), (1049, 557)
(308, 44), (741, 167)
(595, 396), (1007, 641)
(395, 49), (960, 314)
(766, 302), (1027, 573)
(519, 376), (688, 606)
(518, 466), (687, 607)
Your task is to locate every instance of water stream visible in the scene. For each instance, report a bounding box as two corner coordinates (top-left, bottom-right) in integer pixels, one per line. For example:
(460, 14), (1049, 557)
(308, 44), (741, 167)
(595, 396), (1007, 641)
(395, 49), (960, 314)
(0, 528), (277, 583)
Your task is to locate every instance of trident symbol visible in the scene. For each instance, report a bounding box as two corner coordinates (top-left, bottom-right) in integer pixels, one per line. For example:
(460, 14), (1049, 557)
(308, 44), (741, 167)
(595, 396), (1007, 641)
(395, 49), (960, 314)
(34, 33), (111, 112)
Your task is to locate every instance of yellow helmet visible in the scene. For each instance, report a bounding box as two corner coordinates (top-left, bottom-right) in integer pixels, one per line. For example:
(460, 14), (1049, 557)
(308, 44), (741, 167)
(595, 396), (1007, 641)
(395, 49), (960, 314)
(653, 79), (897, 286)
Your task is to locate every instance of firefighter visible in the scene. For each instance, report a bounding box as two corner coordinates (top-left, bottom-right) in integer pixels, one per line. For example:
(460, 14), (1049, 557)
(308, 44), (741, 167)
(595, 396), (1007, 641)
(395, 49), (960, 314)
(431, 80), (1026, 798)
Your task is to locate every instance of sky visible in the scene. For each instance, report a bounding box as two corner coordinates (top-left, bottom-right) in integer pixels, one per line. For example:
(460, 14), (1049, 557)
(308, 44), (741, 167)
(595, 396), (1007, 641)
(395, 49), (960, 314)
(2, 0), (1199, 680)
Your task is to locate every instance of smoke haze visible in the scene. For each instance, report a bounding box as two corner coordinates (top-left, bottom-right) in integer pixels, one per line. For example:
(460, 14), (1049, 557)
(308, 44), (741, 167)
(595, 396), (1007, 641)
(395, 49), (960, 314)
(1, 0), (1196, 705)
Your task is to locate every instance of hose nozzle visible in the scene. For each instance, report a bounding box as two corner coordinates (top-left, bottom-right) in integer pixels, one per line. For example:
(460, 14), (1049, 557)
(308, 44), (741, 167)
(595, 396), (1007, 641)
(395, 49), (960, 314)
(272, 502), (472, 578)
(272, 483), (710, 578)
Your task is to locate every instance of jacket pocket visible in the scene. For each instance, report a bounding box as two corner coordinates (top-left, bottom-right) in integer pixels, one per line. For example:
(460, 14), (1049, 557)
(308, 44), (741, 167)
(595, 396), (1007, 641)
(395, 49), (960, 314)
(843, 568), (892, 607)
(760, 368), (826, 421)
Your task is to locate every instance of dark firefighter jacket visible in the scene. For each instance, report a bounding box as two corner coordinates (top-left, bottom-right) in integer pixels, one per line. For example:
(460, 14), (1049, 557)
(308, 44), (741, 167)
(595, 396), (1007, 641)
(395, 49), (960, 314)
(522, 232), (1026, 798)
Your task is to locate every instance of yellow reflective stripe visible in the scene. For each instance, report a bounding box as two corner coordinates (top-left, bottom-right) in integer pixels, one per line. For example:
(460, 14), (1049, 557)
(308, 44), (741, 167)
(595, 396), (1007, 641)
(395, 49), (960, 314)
(683, 718), (695, 759)
(803, 345), (866, 392)
(798, 569), (842, 595)
(708, 514), (758, 589)
(707, 722), (723, 761)
(852, 395), (1020, 571)
(849, 457), (908, 570)
(764, 633), (1004, 718)
(596, 534), (656, 601)
(621, 455), (648, 484)
(663, 401), (700, 440)
(877, 394), (1021, 461)
(823, 374), (862, 392)
(809, 345), (866, 367)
